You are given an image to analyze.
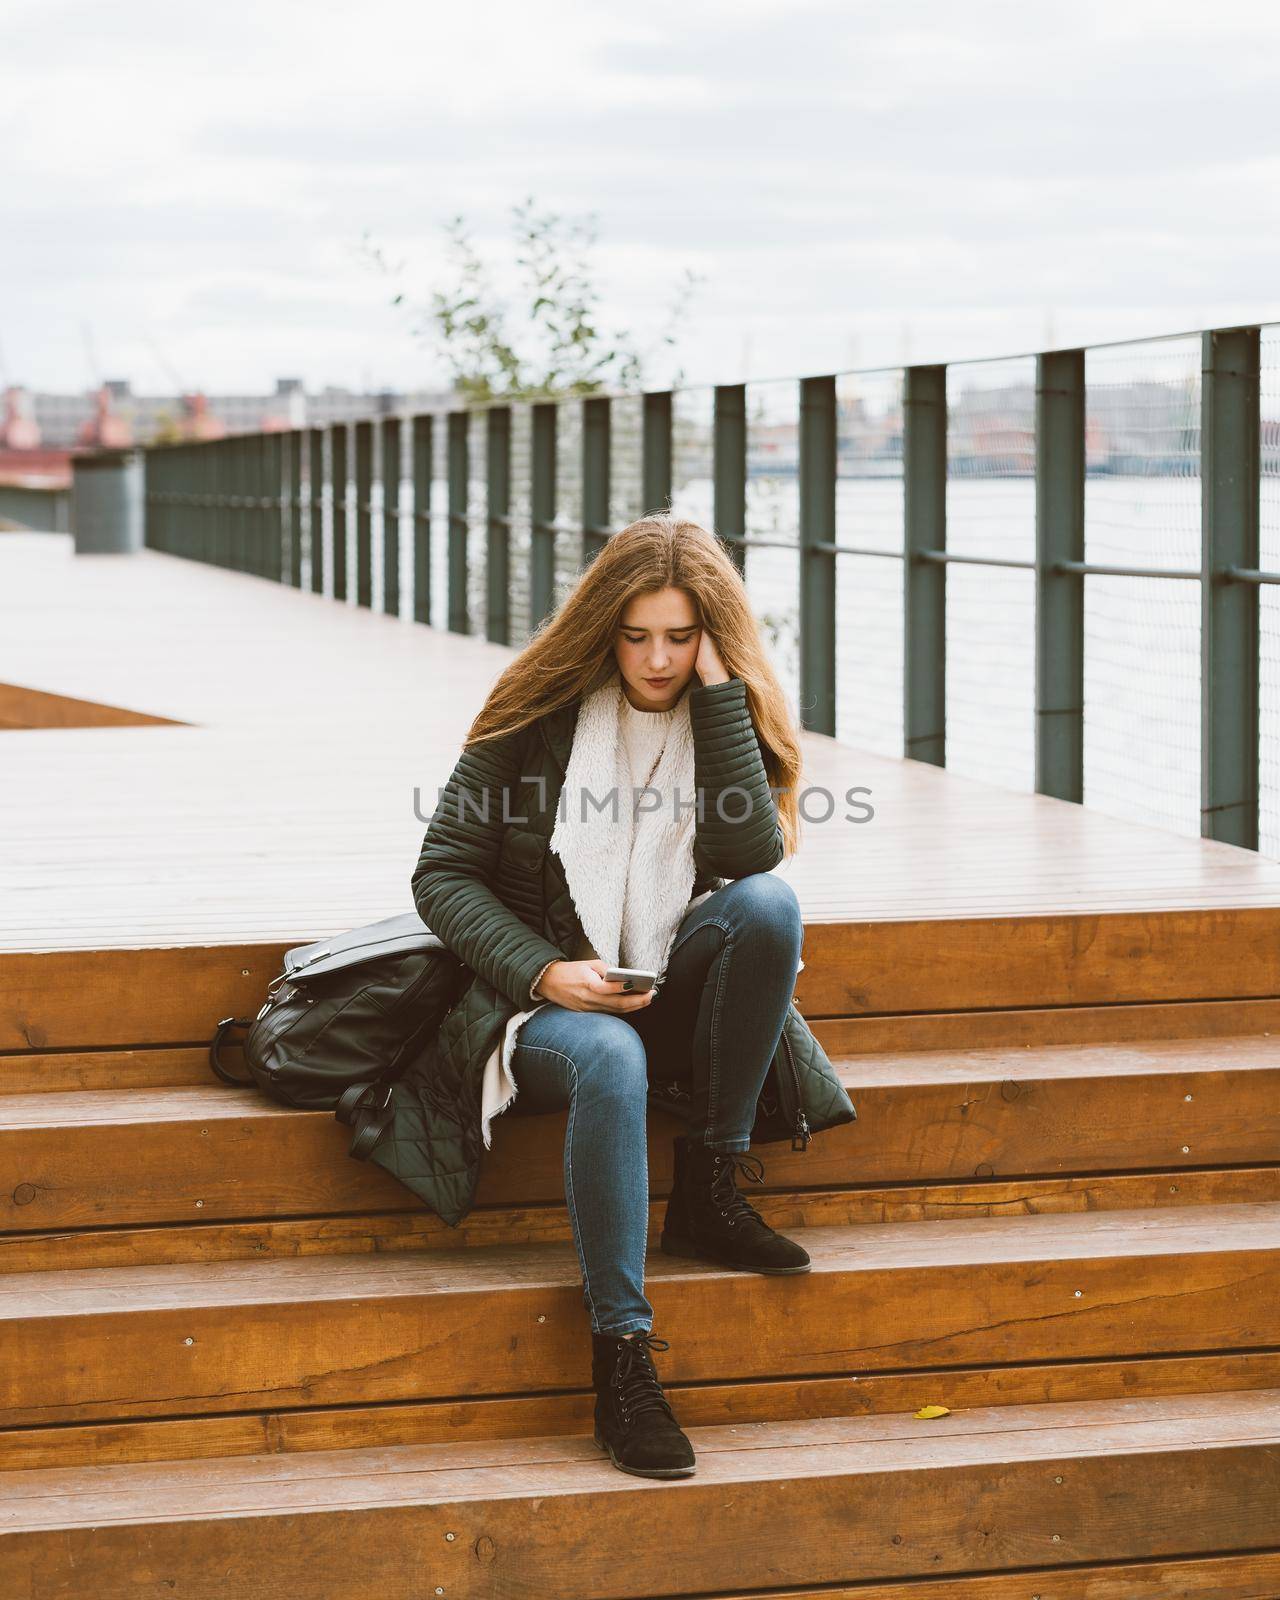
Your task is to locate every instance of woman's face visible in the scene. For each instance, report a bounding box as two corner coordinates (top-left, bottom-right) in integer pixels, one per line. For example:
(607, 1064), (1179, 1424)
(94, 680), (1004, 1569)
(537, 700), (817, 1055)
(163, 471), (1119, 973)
(613, 587), (701, 710)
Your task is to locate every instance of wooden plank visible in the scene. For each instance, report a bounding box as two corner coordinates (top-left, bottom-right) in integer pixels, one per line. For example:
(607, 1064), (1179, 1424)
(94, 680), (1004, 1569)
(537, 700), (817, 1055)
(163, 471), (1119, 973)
(0, 945), (286, 1050)
(7, 1168), (1277, 1276)
(1, 1392), (1278, 1597)
(3, 1039), (1279, 1232)
(5, 1347), (1278, 1473)
(821, 995), (1280, 1053)
(798, 907), (1280, 1015)
(2, 1205), (1277, 1427)
(9, 905), (1280, 1047)
(713, 1551), (1280, 1599)
(7, 999), (1280, 1092)
(0, 1044), (209, 1095)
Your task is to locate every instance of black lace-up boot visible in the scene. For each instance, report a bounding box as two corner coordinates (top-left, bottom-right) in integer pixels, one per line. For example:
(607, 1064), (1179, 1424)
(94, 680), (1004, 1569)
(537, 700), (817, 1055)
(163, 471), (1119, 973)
(661, 1134), (811, 1274)
(590, 1330), (696, 1479)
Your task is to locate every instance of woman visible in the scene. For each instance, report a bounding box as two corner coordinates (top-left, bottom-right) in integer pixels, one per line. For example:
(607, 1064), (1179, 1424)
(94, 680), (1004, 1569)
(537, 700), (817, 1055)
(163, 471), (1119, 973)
(398, 511), (857, 1483)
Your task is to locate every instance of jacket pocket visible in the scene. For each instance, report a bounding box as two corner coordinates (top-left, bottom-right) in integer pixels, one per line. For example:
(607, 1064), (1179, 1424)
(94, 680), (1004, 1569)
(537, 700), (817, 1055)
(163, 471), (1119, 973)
(499, 828), (548, 873)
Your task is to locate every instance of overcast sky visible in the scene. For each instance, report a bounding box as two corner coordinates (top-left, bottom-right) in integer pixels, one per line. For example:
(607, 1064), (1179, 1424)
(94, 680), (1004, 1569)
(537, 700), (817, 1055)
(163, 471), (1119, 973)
(4, 0), (1280, 398)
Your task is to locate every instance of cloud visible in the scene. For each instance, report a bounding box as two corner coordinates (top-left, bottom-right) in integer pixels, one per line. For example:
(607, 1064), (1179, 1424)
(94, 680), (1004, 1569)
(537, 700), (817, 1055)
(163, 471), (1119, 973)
(4, 0), (1280, 390)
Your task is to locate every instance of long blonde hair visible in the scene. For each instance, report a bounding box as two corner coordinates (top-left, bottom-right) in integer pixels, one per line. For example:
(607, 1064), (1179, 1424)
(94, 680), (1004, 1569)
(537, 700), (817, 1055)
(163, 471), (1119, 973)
(464, 511), (804, 859)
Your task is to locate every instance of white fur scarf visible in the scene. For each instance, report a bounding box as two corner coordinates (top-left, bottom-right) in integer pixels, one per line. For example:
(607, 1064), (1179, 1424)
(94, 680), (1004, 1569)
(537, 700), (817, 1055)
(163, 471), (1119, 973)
(549, 665), (699, 989)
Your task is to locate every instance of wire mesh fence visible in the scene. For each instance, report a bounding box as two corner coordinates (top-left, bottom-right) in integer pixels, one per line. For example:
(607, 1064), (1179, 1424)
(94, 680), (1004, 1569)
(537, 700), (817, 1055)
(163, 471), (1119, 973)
(834, 368), (903, 758)
(945, 358), (1037, 794)
(746, 378), (801, 713)
(1082, 336), (1202, 835)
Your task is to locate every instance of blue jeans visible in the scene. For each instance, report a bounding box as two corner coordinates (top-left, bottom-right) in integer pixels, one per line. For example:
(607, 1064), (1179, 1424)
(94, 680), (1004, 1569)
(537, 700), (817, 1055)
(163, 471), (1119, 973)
(509, 873), (803, 1334)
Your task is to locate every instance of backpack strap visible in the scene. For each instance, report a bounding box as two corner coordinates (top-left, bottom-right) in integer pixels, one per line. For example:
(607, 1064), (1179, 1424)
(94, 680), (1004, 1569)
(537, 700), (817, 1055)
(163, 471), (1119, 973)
(336, 1079), (396, 1161)
(210, 1017), (255, 1087)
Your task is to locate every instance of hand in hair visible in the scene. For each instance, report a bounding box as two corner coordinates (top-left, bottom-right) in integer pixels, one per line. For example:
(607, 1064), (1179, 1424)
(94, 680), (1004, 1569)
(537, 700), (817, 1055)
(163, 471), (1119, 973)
(532, 959), (656, 1014)
(694, 627), (730, 687)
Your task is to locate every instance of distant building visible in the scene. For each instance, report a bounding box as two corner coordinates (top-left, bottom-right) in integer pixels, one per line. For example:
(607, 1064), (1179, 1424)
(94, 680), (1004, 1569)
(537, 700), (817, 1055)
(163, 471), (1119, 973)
(1, 386), (41, 449)
(15, 378), (459, 448)
(76, 386), (134, 449)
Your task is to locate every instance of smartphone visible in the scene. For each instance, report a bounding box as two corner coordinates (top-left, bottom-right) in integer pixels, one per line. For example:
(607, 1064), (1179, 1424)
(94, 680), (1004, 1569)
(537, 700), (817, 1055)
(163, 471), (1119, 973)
(603, 965), (658, 993)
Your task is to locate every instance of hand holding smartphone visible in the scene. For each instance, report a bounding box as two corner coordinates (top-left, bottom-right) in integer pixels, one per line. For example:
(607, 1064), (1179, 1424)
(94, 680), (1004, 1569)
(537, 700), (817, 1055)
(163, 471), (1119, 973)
(602, 965), (658, 994)
(532, 959), (658, 1012)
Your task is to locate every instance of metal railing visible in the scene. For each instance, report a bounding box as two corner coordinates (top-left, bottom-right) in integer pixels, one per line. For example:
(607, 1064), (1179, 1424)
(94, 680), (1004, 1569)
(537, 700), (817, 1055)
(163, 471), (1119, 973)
(142, 322), (1280, 854)
(0, 483), (71, 533)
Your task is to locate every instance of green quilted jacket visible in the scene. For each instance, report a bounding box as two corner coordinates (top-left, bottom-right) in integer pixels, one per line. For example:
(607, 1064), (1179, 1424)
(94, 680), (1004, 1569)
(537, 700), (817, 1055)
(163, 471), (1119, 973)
(369, 675), (857, 1225)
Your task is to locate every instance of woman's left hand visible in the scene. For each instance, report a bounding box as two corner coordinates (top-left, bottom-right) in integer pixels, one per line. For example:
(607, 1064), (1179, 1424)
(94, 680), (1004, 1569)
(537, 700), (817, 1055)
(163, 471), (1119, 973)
(695, 627), (731, 686)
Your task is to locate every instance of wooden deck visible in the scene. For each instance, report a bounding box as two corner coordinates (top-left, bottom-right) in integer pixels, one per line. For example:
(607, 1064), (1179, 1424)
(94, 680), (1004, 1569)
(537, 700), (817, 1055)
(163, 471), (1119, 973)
(3, 529), (1280, 1595)
(4, 528), (1280, 952)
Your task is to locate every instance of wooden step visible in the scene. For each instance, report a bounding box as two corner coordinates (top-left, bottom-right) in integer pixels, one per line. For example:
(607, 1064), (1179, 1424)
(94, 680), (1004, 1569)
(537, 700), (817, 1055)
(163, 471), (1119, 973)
(10, 997), (1280, 1095)
(8, 1166), (1279, 1277)
(2, 1390), (1278, 1598)
(3, 1204), (1276, 1429)
(8, 904), (1280, 1051)
(822, 994), (1280, 1056)
(6, 1347), (1280, 1474)
(3, 1036), (1277, 1238)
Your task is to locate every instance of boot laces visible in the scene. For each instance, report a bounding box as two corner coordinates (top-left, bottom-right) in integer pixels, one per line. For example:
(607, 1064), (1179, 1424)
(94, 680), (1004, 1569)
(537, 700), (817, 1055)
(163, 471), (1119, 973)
(710, 1150), (769, 1231)
(612, 1332), (675, 1424)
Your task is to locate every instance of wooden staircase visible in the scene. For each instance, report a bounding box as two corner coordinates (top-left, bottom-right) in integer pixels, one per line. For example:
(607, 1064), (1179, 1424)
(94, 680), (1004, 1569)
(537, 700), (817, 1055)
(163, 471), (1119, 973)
(3, 915), (1280, 1598)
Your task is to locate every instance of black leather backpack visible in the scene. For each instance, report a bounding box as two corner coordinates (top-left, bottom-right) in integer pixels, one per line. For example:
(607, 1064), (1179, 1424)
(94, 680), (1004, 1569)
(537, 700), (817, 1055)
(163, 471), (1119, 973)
(209, 911), (469, 1158)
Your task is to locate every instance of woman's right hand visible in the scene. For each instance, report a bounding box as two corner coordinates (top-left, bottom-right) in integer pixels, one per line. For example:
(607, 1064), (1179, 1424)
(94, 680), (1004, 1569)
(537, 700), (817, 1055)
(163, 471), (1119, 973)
(533, 959), (656, 1014)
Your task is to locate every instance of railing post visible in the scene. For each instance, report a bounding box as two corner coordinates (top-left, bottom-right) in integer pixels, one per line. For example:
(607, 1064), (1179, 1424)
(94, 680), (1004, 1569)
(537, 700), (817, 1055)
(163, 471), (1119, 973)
(642, 391), (672, 512)
(251, 435), (264, 577)
(219, 438), (233, 569)
(211, 439), (226, 569)
(187, 444), (199, 562)
(582, 396), (610, 565)
(1201, 325), (1261, 848)
(200, 442), (211, 565)
(714, 383), (746, 575)
(238, 433), (253, 573)
(161, 447), (171, 554)
(412, 415), (432, 625)
(140, 446), (153, 550)
(355, 418), (373, 608)
(331, 423), (349, 601)
(171, 446), (181, 556)
(799, 375), (837, 735)
(903, 364), (947, 766)
(1035, 348), (1086, 802)
(188, 444), (199, 562)
(179, 445), (189, 557)
(148, 445), (161, 554)
(207, 442), (219, 564)
(258, 433), (273, 578)
(382, 416), (402, 618)
(236, 437), (252, 574)
(208, 441), (220, 566)
(288, 429), (303, 589)
(487, 405), (511, 645)
(447, 411), (470, 633)
(269, 430), (285, 581)
(530, 402), (557, 631)
(192, 444), (202, 559)
(227, 435), (243, 572)
(78, 445), (145, 554)
(251, 433), (267, 578)
(160, 445), (171, 556)
(308, 428), (324, 595)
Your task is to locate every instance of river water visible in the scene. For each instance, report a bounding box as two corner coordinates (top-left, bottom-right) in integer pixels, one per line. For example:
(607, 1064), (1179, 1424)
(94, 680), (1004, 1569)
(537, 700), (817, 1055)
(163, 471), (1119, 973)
(325, 467), (1280, 859)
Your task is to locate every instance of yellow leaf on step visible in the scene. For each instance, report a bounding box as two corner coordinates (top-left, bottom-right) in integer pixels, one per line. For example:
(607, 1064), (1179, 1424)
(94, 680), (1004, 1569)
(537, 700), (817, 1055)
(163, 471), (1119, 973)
(914, 1404), (951, 1419)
